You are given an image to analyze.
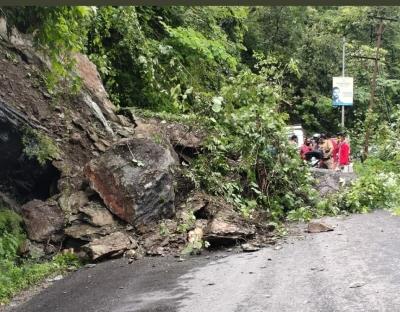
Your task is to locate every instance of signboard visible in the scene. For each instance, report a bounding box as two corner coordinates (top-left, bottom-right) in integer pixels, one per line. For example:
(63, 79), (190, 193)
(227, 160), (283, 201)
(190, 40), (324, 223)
(332, 77), (353, 106)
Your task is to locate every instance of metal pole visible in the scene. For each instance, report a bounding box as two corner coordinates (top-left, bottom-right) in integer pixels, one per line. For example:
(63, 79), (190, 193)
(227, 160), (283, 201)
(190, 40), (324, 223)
(341, 37), (345, 129)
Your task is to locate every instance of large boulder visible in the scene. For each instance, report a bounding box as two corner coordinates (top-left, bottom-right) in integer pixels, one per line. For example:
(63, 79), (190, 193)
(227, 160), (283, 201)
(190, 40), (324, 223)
(84, 137), (179, 226)
(21, 199), (65, 243)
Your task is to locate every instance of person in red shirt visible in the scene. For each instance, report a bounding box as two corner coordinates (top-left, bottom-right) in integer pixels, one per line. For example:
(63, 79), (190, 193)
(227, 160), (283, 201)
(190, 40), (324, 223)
(300, 138), (312, 160)
(338, 133), (350, 170)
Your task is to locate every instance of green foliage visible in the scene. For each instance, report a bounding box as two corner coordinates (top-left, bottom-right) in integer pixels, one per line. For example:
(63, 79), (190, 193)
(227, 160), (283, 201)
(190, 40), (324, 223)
(164, 25), (238, 71)
(86, 6), (246, 112)
(316, 158), (400, 217)
(52, 252), (81, 268)
(22, 128), (60, 166)
(177, 210), (196, 234)
(0, 209), (25, 261)
(0, 252), (81, 304)
(159, 222), (170, 237)
(0, 206), (83, 304)
(191, 58), (315, 221)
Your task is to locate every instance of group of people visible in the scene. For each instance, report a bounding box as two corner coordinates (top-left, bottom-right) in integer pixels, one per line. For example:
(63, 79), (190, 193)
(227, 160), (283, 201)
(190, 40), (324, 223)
(290, 133), (351, 171)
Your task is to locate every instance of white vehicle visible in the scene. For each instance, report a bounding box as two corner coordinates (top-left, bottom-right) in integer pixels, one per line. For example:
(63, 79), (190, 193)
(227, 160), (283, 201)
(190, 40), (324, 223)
(286, 124), (304, 148)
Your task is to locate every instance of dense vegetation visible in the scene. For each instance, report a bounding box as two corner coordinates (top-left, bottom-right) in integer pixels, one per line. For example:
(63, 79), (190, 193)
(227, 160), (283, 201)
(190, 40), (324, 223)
(1, 5), (400, 302)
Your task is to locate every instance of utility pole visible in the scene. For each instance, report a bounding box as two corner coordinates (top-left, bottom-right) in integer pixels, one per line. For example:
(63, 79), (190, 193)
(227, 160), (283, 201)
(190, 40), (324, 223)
(341, 37), (345, 129)
(362, 18), (385, 161)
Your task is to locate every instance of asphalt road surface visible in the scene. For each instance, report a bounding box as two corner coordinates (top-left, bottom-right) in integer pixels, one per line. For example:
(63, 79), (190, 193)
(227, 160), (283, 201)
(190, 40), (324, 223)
(9, 210), (400, 312)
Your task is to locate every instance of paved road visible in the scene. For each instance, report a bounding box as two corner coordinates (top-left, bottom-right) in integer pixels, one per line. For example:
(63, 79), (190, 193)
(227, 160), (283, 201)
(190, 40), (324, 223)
(9, 210), (400, 312)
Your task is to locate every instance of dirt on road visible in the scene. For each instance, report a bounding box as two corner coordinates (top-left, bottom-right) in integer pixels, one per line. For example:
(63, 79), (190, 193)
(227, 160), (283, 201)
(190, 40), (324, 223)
(8, 210), (400, 312)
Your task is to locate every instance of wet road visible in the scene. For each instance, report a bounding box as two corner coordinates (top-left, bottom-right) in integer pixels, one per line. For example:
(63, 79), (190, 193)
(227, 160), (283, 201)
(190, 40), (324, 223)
(9, 210), (400, 312)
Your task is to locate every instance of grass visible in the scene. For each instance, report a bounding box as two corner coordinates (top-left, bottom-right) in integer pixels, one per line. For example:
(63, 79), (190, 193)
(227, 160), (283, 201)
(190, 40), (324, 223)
(0, 208), (82, 304)
(0, 252), (81, 304)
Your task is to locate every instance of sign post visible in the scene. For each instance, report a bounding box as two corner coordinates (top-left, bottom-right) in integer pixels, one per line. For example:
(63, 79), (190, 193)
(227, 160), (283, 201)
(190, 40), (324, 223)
(332, 37), (353, 128)
(342, 37), (345, 128)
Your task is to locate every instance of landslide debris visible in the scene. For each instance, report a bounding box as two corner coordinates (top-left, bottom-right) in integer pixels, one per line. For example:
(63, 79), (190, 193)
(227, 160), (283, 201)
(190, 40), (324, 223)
(0, 17), (275, 262)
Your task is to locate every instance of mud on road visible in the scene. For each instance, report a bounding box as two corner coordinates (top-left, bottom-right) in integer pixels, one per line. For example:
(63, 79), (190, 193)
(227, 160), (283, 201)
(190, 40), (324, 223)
(8, 210), (400, 312)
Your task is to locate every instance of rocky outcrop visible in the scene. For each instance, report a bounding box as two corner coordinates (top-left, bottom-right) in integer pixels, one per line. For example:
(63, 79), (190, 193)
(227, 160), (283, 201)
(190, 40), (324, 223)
(0, 17), (269, 262)
(84, 137), (179, 226)
(21, 199), (65, 243)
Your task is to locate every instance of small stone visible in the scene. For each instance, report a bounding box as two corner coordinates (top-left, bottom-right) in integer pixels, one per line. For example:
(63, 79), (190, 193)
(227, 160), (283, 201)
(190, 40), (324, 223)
(84, 263), (96, 269)
(125, 249), (136, 259)
(42, 91), (51, 99)
(307, 221), (334, 233)
(241, 243), (260, 252)
(70, 132), (82, 144)
(47, 275), (63, 282)
(349, 282), (367, 288)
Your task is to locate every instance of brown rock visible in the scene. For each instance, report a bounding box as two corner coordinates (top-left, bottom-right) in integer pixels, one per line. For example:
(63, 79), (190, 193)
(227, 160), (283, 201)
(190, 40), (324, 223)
(74, 53), (118, 122)
(94, 142), (107, 152)
(82, 231), (132, 260)
(58, 191), (89, 214)
(84, 137), (178, 226)
(21, 199), (64, 243)
(70, 132), (82, 144)
(307, 221), (334, 233)
(146, 246), (166, 256)
(125, 249), (136, 259)
(203, 199), (255, 245)
(187, 227), (204, 248)
(64, 223), (113, 241)
(79, 202), (115, 227)
(206, 218), (254, 241)
(136, 118), (204, 150)
(241, 243), (260, 252)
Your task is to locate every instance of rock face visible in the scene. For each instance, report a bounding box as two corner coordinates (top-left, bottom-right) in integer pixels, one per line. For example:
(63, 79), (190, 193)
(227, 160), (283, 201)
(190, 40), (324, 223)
(85, 138), (178, 226)
(21, 199), (65, 242)
(82, 231), (132, 260)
